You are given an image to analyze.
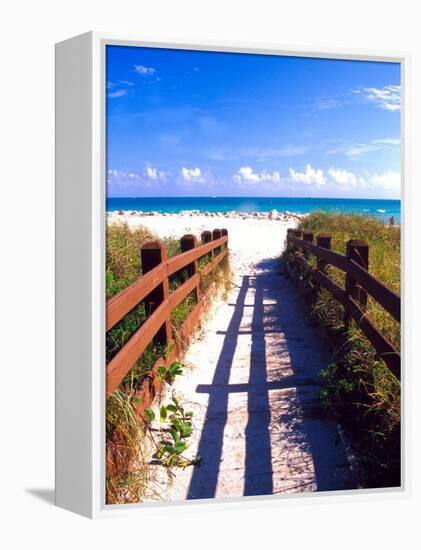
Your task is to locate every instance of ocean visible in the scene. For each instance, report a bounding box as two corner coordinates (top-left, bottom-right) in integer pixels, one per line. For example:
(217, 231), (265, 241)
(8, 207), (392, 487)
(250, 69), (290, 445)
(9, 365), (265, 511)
(107, 197), (401, 224)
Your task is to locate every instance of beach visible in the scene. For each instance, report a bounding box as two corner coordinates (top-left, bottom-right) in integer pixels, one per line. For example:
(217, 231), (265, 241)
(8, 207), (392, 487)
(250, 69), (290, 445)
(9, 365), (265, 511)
(107, 210), (299, 276)
(108, 209), (359, 501)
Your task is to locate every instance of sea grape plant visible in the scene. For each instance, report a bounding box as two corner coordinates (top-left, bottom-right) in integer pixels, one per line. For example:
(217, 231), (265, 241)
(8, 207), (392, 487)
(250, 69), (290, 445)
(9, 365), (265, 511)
(156, 360), (183, 384)
(145, 391), (201, 469)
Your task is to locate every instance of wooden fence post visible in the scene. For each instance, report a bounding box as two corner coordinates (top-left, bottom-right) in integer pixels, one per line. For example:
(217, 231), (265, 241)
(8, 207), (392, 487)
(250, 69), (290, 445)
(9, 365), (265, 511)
(289, 229), (302, 287)
(212, 228), (222, 256)
(292, 229), (302, 253)
(302, 230), (313, 259)
(201, 230), (212, 245)
(284, 228), (294, 281)
(141, 241), (172, 347)
(180, 234), (200, 303)
(345, 239), (369, 329)
(221, 228), (228, 250)
(316, 233), (332, 272)
(201, 230), (212, 264)
(314, 233), (331, 296)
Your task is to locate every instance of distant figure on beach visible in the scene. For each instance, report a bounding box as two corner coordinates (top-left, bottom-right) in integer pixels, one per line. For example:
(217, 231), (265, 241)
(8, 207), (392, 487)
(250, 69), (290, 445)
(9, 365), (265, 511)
(389, 215), (395, 226)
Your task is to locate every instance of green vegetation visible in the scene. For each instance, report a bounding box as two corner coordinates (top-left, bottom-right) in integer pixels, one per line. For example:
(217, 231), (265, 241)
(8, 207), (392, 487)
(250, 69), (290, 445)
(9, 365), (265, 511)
(145, 385), (201, 469)
(282, 213), (400, 488)
(106, 389), (150, 504)
(106, 223), (155, 298)
(301, 211), (400, 349)
(105, 222), (231, 503)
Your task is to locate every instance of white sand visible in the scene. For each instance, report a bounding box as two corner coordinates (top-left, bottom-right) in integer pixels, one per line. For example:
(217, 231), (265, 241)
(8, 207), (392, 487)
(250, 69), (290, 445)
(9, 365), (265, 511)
(108, 213), (298, 278)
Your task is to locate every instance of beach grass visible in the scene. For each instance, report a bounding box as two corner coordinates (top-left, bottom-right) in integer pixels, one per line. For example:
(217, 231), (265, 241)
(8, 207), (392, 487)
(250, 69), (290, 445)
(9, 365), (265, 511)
(282, 213), (401, 487)
(301, 211), (400, 349)
(105, 221), (231, 503)
(106, 389), (150, 504)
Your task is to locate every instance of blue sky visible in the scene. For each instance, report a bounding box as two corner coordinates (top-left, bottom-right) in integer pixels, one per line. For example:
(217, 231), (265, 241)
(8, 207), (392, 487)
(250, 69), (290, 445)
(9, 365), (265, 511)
(106, 45), (400, 199)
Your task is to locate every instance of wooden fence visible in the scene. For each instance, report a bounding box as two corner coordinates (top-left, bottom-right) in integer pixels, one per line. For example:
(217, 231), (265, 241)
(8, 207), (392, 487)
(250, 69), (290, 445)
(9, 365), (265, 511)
(106, 228), (229, 409)
(286, 228), (400, 379)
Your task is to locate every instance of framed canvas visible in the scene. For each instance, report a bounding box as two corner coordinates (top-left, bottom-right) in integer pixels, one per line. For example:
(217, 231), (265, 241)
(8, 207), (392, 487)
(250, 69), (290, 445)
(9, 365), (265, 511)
(55, 32), (409, 518)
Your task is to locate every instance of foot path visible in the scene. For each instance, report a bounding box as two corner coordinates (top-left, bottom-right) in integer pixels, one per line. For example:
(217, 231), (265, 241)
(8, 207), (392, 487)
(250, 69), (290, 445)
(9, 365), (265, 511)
(148, 221), (358, 501)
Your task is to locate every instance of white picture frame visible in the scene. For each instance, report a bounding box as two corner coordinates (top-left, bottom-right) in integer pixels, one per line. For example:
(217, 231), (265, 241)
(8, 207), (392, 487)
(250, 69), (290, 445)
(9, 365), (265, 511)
(55, 31), (410, 519)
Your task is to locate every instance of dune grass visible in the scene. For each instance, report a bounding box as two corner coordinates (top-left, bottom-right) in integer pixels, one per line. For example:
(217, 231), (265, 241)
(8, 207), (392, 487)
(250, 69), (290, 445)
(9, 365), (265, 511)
(282, 213), (401, 488)
(106, 389), (150, 504)
(105, 221), (232, 503)
(301, 211), (400, 349)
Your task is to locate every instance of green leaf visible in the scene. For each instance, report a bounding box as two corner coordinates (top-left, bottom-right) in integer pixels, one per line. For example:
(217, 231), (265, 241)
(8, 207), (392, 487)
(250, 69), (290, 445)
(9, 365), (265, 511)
(157, 366), (167, 382)
(163, 445), (175, 455)
(185, 411), (193, 417)
(180, 422), (193, 437)
(156, 446), (165, 460)
(160, 406), (167, 422)
(132, 396), (142, 405)
(144, 408), (155, 422)
(166, 454), (177, 467)
(169, 362), (183, 376)
(166, 404), (177, 412)
(170, 417), (181, 429)
(170, 428), (180, 443)
(174, 441), (188, 454)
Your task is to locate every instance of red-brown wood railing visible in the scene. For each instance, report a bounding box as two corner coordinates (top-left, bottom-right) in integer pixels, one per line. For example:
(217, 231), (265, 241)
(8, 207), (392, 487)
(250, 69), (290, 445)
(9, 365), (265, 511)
(106, 229), (229, 407)
(286, 228), (400, 379)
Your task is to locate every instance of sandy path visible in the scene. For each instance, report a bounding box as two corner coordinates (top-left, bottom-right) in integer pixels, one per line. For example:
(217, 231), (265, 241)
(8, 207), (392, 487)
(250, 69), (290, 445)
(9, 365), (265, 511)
(110, 213), (297, 275)
(112, 215), (359, 500)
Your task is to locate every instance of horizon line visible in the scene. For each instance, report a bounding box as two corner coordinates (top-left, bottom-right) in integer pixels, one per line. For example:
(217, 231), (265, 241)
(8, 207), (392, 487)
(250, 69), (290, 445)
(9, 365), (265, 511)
(107, 196), (400, 201)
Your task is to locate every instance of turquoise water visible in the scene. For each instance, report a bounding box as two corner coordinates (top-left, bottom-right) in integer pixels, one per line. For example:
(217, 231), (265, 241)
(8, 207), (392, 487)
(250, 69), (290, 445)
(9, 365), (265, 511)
(107, 197), (401, 224)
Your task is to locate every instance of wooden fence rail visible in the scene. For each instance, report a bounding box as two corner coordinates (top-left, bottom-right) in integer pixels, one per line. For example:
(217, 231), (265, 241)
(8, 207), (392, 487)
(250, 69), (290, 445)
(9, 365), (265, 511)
(106, 229), (229, 400)
(286, 228), (401, 379)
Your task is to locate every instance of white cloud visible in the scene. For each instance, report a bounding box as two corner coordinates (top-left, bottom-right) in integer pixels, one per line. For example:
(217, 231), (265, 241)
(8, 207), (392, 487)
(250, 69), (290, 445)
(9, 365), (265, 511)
(134, 64), (156, 75)
(328, 137), (400, 158)
(370, 170), (400, 191)
(327, 168), (358, 185)
(145, 166), (168, 181)
(108, 169), (140, 181)
(344, 143), (382, 158)
(372, 138), (400, 145)
(108, 80), (134, 88)
(146, 167), (157, 179)
(328, 143), (381, 158)
(107, 168), (163, 189)
(107, 89), (128, 99)
(233, 166), (281, 184)
(354, 85), (401, 112)
(181, 167), (204, 182)
(289, 164), (325, 185)
(108, 169), (122, 178)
